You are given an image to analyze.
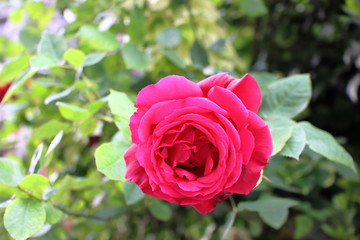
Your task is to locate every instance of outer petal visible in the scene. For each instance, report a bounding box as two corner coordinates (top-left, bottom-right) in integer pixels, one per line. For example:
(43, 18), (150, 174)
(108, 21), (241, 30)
(191, 199), (216, 214)
(227, 74), (262, 113)
(208, 86), (249, 129)
(124, 145), (153, 195)
(136, 75), (203, 110)
(226, 112), (272, 194)
(198, 72), (235, 96)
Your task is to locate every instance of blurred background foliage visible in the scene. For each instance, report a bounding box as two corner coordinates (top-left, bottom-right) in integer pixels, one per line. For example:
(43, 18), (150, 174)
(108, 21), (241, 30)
(0, 0), (359, 239)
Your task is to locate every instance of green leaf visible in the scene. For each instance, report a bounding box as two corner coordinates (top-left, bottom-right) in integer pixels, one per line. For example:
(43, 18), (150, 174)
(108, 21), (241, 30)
(259, 208), (288, 229)
(57, 102), (90, 121)
(19, 29), (40, 50)
(260, 74), (311, 119)
(108, 90), (136, 140)
(190, 40), (209, 69)
(83, 52), (106, 66)
(79, 118), (98, 137)
(29, 143), (44, 174)
(238, 196), (298, 212)
(78, 25), (119, 51)
(95, 142), (128, 181)
(4, 198), (46, 240)
(239, 0), (268, 18)
(266, 119), (295, 155)
(0, 56), (30, 83)
(30, 55), (58, 69)
(157, 27), (181, 48)
(0, 158), (25, 186)
(36, 120), (71, 139)
(149, 199), (172, 221)
(44, 203), (63, 224)
(294, 215), (313, 239)
(299, 122), (356, 172)
(18, 174), (51, 199)
(238, 196), (298, 229)
(128, 6), (146, 43)
(279, 124), (306, 160)
(45, 130), (63, 157)
(250, 71), (279, 90)
(123, 181), (145, 205)
(163, 49), (186, 69)
(122, 43), (149, 71)
(38, 33), (66, 64)
(2, 69), (38, 103)
(63, 48), (85, 67)
(211, 39), (226, 52)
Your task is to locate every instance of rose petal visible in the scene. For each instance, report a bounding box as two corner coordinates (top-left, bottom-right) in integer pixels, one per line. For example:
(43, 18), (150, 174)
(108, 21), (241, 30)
(239, 129), (255, 165)
(136, 75), (203, 110)
(124, 145), (153, 195)
(191, 199), (216, 214)
(225, 112), (272, 194)
(208, 86), (248, 129)
(227, 74), (261, 113)
(198, 72), (235, 96)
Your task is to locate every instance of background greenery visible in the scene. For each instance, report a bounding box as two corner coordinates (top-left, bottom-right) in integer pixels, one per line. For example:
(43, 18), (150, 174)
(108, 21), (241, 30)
(0, 0), (359, 239)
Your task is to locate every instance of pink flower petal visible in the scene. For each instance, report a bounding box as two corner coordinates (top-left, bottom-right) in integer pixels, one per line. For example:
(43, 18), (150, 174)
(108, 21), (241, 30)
(192, 199), (216, 214)
(208, 86), (248, 129)
(227, 74), (262, 113)
(198, 72), (235, 96)
(124, 145), (153, 195)
(136, 75), (203, 110)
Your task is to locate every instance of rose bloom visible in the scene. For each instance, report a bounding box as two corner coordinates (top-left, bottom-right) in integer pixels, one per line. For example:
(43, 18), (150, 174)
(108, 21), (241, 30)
(124, 73), (273, 214)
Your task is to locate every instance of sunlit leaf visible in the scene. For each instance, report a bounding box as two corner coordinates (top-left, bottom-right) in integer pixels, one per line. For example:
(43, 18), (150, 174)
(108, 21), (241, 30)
(78, 25), (119, 51)
(122, 43), (149, 71)
(157, 27), (181, 48)
(0, 158), (25, 186)
(44, 203), (63, 224)
(57, 102), (90, 122)
(108, 90), (136, 140)
(4, 198), (46, 240)
(63, 48), (85, 67)
(95, 142), (128, 181)
(0, 55), (29, 83)
(83, 52), (106, 66)
(38, 33), (66, 64)
(18, 174), (51, 199)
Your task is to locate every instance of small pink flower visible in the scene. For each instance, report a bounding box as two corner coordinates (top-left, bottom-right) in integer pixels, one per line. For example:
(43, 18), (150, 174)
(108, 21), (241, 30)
(124, 73), (273, 214)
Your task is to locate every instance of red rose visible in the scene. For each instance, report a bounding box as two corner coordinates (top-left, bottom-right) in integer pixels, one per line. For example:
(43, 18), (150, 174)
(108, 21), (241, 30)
(124, 73), (273, 214)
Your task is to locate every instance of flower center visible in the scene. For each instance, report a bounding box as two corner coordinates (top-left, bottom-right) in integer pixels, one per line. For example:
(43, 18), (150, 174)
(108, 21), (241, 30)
(157, 125), (219, 180)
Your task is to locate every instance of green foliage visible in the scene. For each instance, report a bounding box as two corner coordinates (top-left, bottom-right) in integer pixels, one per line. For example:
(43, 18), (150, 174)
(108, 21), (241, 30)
(0, 0), (358, 239)
(95, 142), (128, 181)
(260, 74), (311, 119)
(4, 198), (46, 240)
(239, 196), (298, 229)
(0, 158), (25, 186)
